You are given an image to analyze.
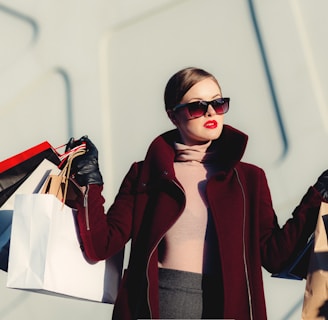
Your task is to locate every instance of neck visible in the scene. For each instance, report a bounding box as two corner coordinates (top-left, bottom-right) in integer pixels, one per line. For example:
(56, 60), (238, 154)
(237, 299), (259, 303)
(174, 141), (217, 163)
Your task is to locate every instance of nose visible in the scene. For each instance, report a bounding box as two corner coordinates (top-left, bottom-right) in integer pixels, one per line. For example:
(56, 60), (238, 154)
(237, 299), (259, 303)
(205, 104), (216, 116)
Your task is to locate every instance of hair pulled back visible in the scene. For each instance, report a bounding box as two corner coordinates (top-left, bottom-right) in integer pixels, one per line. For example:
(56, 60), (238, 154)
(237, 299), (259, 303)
(164, 67), (221, 110)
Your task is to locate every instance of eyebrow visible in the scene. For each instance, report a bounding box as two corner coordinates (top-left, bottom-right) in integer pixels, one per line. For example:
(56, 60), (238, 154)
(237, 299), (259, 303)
(187, 93), (222, 103)
(212, 93), (222, 99)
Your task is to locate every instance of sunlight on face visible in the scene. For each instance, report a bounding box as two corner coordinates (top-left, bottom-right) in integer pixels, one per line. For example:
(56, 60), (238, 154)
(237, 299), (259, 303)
(170, 78), (225, 146)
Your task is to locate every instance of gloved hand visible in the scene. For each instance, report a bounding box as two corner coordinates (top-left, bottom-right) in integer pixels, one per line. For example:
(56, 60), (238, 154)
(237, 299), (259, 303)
(65, 135), (103, 186)
(314, 169), (328, 200)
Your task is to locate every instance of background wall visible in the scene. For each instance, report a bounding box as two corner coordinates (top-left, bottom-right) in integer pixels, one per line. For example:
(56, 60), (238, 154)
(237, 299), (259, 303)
(1, 0), (328, 319)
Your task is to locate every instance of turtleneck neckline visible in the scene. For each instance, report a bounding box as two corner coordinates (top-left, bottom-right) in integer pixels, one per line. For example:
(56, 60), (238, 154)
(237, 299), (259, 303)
(174, 141), (218, 163)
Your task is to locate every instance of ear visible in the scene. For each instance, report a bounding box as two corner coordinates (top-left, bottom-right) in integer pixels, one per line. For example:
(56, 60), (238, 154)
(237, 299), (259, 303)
(167, 110), (179, 126)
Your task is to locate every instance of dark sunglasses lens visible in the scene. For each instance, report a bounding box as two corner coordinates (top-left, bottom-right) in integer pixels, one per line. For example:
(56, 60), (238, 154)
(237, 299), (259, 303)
(212, 99), (229, 115)
(187, 102), (207, 118)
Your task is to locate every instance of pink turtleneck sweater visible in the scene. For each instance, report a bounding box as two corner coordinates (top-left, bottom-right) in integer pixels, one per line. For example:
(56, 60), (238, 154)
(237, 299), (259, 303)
(158, 142), (220, 275)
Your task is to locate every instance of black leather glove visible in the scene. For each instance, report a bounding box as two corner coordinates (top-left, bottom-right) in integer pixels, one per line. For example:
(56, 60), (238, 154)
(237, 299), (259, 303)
(65, 135), (103, 186)
(314, 170), (328, 200)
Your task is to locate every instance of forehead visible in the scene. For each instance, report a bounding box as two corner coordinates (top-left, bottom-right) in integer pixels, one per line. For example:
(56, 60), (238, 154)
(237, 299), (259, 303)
(181, 78), (221, 102)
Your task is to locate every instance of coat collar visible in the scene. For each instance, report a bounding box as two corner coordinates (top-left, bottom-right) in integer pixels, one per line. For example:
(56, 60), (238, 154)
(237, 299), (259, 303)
(139, 124), (248, 186)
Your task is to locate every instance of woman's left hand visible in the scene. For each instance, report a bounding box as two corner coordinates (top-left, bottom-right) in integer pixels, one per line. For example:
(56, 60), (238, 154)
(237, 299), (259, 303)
(314, 169), (328, 200)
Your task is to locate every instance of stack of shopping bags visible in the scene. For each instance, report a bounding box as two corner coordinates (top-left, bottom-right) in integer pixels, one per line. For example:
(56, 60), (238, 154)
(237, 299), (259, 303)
(0, 141), (60, 272)
(0, 140), (123, 304)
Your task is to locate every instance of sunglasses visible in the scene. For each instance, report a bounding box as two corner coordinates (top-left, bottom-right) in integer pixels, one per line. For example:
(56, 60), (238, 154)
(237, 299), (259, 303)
(171, 98), (230, 119)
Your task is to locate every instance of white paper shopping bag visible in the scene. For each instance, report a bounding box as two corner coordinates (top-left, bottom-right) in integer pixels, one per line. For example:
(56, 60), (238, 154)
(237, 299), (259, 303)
(0, 159), (59, 271)
(7, 193), (123, 303)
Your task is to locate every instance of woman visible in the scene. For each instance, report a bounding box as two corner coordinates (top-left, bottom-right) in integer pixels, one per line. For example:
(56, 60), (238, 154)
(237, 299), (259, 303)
(69, 67), (328, 319)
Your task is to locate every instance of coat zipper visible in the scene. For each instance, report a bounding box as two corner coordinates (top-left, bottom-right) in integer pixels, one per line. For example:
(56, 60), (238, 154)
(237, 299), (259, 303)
(83, 185), (90, 231)
(146, 178), (185, 319)
(234, 168), (254, 320)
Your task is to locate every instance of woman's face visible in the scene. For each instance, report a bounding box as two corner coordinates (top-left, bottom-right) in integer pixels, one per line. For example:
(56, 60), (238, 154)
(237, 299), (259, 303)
(168, 78), (224, 146)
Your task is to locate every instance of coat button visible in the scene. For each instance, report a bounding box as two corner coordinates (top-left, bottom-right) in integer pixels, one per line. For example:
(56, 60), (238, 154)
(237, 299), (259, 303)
(163, 170), (168, 176)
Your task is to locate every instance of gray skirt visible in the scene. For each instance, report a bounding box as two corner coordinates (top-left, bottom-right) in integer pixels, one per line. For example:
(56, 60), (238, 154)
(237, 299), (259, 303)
(158, 268), (223, 319)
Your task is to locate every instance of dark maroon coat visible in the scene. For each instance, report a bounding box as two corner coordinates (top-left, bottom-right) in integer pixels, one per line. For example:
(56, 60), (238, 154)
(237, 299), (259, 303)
(76, 125), (322, 320)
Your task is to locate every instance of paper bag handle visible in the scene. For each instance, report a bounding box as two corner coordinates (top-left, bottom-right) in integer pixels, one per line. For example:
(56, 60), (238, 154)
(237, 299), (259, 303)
(41, 148), (86, 204)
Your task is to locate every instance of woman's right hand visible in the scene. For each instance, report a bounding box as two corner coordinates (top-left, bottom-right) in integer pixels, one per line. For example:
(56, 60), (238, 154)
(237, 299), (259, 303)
(66, 135), (104, 186)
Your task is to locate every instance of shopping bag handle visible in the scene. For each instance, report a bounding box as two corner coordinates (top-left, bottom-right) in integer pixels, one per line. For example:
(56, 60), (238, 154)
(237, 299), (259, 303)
(54, 142), (87, 168)
(41, 147), (86, 204)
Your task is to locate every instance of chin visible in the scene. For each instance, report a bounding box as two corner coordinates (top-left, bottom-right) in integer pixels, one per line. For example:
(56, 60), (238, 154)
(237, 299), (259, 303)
(207, 132), (222, 141)
(211, 127), (223, 140)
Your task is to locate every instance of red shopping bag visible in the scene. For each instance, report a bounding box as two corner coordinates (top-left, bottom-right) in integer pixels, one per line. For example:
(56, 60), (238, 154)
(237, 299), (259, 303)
(0, 142), (56, 173)
(0, 142), (60, 207)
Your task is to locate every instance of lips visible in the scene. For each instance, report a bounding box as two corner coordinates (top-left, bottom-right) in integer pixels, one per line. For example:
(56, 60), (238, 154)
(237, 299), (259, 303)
(204, 120), (218, 129)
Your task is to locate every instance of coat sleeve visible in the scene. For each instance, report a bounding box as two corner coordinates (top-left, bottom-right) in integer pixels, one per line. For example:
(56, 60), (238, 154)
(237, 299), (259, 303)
(75, 162), (140, 261)
(258, 168), (323, 273)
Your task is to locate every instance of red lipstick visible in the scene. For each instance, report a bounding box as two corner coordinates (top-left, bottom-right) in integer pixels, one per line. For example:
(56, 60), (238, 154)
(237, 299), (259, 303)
(204, 120), (218, 129)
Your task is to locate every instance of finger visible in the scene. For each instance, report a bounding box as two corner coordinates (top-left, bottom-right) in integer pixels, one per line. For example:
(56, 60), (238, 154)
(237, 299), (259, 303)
(65, 137), (75, 152)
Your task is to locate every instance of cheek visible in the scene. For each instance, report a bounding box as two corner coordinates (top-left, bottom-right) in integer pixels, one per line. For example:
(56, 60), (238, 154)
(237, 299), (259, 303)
(182, 119), (204, 135)
(216, 122), (224, 136)
(217, 116), (225, 129)
(214, 117), (224, 135)
(174, 112), (188, 127)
